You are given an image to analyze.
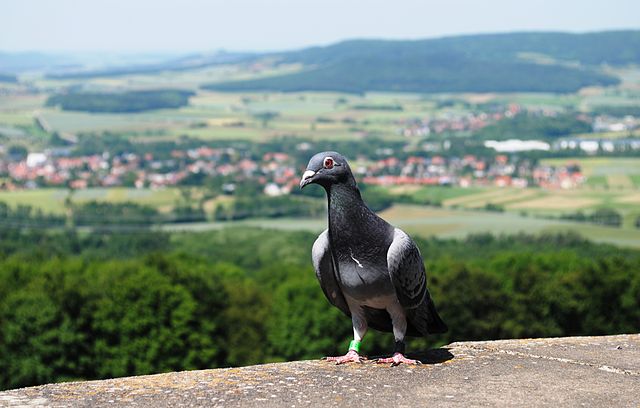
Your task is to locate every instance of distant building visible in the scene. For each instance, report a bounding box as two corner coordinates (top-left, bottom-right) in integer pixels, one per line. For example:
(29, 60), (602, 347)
(484, 140), (550, 152)
(26, 153), (47, 168)
(264, 183), (284, 197)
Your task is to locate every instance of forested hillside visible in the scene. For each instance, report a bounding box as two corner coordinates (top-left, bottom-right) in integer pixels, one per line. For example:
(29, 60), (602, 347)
(0, 73), (17, 83)
(205, 31), (640, 93)
(45, 90), (194, 113)
(206, 59), (615, 93)
(276, 31), (640, 66)
(474, 112), (593, 140)
(1, 224), (638, 390)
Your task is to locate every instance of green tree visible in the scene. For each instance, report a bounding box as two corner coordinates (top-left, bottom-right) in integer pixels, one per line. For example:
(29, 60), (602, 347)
(252, 111), (279, 128)
(267, 276), (351, 360)
(434, 261), (510, 342)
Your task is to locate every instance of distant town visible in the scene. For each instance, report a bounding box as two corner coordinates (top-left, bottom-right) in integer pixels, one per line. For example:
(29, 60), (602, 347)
(0, 144), (597, 192)
(2, 109), (639, 195)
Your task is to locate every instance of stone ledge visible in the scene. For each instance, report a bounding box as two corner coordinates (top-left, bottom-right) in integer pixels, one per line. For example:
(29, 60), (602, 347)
(1, 334), (638, 407)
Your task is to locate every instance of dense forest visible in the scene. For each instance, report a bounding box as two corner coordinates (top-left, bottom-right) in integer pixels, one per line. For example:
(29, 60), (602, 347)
(273, 31), (640, 67)
(45, 90), (194, 113)
(205, 58), (616, 94)
(0, 73), (17, 83)
(0, 221), (638, 390)
(591, 105), (640, 117)
(203, 31), (640, 93)
(473, 112), (593, 140)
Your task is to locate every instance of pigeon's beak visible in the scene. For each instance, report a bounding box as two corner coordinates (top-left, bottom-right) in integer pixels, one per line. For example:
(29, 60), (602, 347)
(300, 170), (316, 189)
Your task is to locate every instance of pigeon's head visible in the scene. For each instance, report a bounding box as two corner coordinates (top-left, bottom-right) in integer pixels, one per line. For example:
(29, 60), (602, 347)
(300, 151), (354, 189)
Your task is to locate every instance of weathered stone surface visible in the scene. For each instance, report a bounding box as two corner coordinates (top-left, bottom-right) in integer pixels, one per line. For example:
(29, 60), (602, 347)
(1, 334), (638, 407)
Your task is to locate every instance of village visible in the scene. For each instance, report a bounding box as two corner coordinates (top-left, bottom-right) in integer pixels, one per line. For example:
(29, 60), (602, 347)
(1, 104), (638, 195)
(0, 142), (590, 194)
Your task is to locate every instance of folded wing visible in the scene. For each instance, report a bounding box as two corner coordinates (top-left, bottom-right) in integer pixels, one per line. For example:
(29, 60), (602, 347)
(387, 228), (448, 335)
(387, 228), (427, 309)
(312, 229), (351, 317)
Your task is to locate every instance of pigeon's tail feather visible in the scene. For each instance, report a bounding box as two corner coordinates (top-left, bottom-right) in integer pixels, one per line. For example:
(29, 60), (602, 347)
(425, 299), (448, 334)
(407, 298), (448, 337)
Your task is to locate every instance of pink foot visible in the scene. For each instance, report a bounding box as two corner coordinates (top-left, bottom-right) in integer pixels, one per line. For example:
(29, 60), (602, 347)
(376, 352), (422, 366)
(323, 349), (366, 364)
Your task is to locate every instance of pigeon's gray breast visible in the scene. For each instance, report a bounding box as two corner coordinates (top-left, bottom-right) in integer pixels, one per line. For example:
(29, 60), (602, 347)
(334, 243), (395, 303)
(338, 256), (394, 303)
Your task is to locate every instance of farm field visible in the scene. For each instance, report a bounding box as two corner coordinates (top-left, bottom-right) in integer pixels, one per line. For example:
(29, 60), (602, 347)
(0, 187), (182, 214)
(2, 184), (639, 247)
(379, 205), (640, 248)
(539, 157), (640, 206)
(162, 204), (640, 249)
(384, 184), (485, 202)
(540, 157), (640, 180)
(383, 183), (640, 224)
(5, 182), (638, 214)
(1, 64), (640, 248)
(2, 180), (639, 237)
(2, 62), (640, 148)
(1, 58), (639, 145)
(0, 90), (432, 144)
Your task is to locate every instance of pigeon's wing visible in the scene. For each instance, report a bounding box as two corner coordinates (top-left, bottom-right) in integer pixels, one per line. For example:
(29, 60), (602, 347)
(312, 229), (351, 317)
(387, 228), (428, 309)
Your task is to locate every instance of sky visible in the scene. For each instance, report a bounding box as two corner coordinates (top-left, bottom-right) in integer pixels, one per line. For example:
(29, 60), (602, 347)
(2, 0), (640, 53)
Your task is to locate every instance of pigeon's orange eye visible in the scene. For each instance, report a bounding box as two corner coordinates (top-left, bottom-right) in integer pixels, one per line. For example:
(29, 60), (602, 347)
(323, 157), (334, 169)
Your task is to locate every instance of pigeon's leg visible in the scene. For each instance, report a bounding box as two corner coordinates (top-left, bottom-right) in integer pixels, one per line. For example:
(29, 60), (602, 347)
(376, 302), (421, 366)
(324, 309), (368, 364)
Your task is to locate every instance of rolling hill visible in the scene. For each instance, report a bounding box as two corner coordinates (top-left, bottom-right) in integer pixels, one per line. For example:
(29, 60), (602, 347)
(44, 51), (255, 79)
(204, 31), (640, 94)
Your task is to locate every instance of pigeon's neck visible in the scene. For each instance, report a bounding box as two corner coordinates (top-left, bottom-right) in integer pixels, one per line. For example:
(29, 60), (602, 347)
(327, 183), (364, 206)
(326, 183), (370, 232)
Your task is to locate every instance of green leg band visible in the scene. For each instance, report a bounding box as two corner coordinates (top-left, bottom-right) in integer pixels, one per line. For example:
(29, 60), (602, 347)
(349, 340), (361, 353)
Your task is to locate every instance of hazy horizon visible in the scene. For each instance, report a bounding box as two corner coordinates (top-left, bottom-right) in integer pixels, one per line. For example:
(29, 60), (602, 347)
(2, 28), (640, 56)
(2, 0), (640, 53)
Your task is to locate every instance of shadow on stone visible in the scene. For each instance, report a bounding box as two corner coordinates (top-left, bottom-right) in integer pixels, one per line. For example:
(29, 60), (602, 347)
(370, 347), (454, 364)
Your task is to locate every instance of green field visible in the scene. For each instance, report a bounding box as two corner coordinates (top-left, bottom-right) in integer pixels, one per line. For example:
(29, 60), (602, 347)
(1, 61), (640, 247)
(380, 205), (640, 247)
(541, 157), (640, 192)
(2, 61), (640, 147)
(381, 181), (640, 220)
(0, 188), (182, 214)
(387, 173), (640, 232)
(385, 185), (485, 203)
(0, 90), (421, 143)
(541, 157), (640, 177)
(2, 185), (638, 247)
(159, 204), (640, 249)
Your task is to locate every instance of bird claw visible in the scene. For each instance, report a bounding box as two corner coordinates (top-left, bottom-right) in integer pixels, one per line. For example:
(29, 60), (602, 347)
(323, 350), (367, 364)
(376, 353), (422, 366)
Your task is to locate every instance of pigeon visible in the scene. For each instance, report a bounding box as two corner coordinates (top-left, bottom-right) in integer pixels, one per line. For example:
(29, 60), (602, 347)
(300, 151), (447, 365)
